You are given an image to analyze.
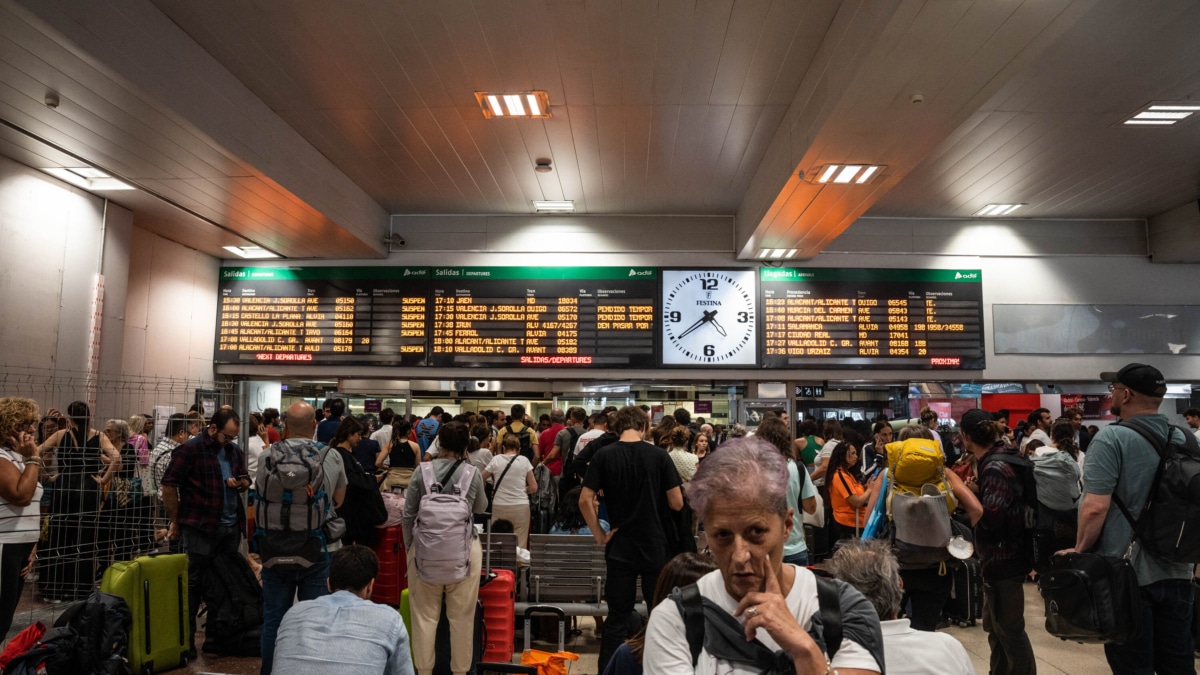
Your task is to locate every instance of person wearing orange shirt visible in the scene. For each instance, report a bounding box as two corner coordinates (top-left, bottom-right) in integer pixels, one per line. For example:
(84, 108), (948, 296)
(827, 432), (874, 544)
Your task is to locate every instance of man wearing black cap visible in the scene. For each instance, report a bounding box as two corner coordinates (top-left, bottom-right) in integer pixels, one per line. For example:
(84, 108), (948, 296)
(1067, 363), (1194, 673)
(959, 408), (1036, 675)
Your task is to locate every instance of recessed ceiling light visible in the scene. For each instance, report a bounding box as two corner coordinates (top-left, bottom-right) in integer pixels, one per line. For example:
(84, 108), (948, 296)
(770, 248), (786, 258)
(223, 245), (279, 259)
(43, 167), (135, 190)
(785, 249), (798, 258)
(974, 203), (1024, 217)
(532, 200), (574, 212)
(1120, 101), (1200, 127)
(810, 164), (886, 185)
(476, 91), (551, 119)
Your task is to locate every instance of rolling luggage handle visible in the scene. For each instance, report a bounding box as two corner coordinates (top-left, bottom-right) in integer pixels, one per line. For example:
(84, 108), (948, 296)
(523, 605), (567, 653)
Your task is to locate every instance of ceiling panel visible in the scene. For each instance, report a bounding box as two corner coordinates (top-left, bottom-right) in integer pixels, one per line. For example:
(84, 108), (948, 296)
(870, 0), (1200, 220)
(150, 0), (836, 216)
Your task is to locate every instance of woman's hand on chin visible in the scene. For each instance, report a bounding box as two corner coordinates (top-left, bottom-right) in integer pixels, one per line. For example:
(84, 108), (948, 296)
(733, 556), (823, 667)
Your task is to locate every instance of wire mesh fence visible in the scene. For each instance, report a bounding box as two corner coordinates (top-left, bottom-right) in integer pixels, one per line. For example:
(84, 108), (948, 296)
(1, 365), (236, 642)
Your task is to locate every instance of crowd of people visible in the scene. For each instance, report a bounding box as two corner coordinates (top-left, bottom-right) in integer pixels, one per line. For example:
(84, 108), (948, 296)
(0, 361), (1195, 674)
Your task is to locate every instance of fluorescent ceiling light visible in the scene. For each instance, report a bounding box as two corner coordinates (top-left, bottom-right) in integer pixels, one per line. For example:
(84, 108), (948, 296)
(758, 248), (769, 258)
(1134, 111), (1191, 120)
(812, 164), (886, 185)
(476, 91), (552, 119)
(785, 249), (798, 258)
(43, 167), (135, 191)
(974, 203), (1024, 217)
(833, 165), (862, 183)
(855, 166), (879, 184)
(223, 245), (279, 259)
(770, 248), (785, 258)
(532, 200), (575, 212)
(1120, 101), (1200, 127)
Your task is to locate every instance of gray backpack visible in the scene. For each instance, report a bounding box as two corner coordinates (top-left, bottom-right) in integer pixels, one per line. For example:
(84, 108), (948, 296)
(413, 460), (476, 585)
(253, 439), (336, 570)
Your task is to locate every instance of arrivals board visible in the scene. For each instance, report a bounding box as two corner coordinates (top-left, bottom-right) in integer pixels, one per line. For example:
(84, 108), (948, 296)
(428, 267), (657, 367)
(215, 267), (430, 366)
(760, 268), (985, 369)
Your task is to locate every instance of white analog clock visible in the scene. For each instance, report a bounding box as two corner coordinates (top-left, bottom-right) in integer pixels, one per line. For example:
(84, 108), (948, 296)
(661, 270), (757, 365)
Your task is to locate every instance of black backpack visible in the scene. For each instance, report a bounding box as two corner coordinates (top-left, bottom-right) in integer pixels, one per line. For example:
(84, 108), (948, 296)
(3, 627), (83, 675)
(559, 427), (584, 473)
(505, 424), (535, 462)
(334, 446), (389, 543)
(1113, 418), (1200, 563)
(200, 552), (263, 654)
(53, 592), (131, 675)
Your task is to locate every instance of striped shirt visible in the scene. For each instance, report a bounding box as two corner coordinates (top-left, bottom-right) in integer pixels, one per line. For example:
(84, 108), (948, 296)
(0, 448), (42, 544)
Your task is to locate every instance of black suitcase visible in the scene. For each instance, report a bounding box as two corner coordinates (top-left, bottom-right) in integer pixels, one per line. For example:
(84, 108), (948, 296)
(945, 557), (983, 627)
(434, 597), (484, 675)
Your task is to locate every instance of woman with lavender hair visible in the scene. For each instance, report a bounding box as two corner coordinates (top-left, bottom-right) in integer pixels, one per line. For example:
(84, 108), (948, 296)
(642, 437), (885, 675)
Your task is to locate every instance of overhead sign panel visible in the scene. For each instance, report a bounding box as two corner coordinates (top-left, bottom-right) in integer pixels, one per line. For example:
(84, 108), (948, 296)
(760, 268), (985, 370)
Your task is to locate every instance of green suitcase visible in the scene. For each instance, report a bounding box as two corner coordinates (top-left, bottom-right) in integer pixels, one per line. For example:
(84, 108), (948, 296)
(399, 588), (413, 640)
(100, 553), (191, 673)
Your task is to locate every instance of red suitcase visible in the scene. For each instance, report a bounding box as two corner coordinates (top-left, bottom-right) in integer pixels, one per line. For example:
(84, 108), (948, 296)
(371, 524), (407, 605)
(479, 569), (515, 662)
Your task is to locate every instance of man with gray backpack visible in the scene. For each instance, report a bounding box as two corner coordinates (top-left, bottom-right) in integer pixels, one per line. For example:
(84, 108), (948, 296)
(253, 401), (348, 675)
(403, 421), (488, 675)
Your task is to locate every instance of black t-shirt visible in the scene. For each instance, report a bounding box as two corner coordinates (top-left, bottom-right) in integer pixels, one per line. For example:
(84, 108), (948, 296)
(582, 440), (682, 568)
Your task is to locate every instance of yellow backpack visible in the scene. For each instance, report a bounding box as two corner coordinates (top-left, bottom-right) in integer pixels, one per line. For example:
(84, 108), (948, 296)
(884, 438), (956, 516)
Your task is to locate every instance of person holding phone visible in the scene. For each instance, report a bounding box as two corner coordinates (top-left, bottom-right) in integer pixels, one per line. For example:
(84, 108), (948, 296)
(161, 408), (249, 657)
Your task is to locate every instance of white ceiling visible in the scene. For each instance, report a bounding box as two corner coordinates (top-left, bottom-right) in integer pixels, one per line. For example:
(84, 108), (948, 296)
(1, 0), (1198, 259)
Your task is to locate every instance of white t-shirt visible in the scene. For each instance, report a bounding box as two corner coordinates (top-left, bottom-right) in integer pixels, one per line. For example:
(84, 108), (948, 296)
(369, 424), (393, 447)
(484, 454), (534, 507)
(1192, 428), (1200, 443)
(468, 448), (493, 473)
(247, 435), (265, 479)
(0, 448), (43, 544)
(574, 429), (605, 455)
(813, 439), (840, 487)
(879, 619), (974, 675)
(1020, 428), (1051, 451)
(643, 567), (881, 674)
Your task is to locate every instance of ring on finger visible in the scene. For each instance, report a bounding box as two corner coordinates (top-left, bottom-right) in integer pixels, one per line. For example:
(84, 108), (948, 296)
(746, 605), (759, 618)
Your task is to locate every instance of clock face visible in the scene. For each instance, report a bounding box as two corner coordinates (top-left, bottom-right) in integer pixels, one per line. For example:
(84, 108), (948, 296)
(661, 270), (757, 365)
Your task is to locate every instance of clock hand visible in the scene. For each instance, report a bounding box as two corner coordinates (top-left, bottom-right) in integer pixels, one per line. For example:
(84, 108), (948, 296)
(676, 315), (709, 340)
(708, 313), (728, 337)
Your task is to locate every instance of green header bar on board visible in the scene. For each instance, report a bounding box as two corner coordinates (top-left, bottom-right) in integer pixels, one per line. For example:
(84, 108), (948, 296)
(221, 267), (430, 281)
(430, 267), (657, 280)
(760, 268), (982, 283)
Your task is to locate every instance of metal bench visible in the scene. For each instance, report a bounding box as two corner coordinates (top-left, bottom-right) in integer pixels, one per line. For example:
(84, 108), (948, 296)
(514, 534), (648, 617)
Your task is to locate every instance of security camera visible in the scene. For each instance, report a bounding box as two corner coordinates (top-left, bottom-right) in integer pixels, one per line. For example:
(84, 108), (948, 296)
(384, 233), (406, 248)
(475, 381), (487, 390)
(45, 93), (60, 109)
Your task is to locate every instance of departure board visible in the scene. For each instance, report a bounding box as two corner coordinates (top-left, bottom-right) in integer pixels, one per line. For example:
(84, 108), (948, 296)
(215, 267), (429, 366)
(760, 268), (985, 369)
(428, 267), (657, 367)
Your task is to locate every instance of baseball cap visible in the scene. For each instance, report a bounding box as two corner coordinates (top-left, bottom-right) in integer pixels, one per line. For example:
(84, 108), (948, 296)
(1100, 363), (1167, 398)
(959, 408), (994, 436)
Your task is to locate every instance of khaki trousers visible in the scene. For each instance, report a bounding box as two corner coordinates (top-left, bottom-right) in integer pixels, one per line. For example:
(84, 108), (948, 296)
(490, 502), (530, 549)
(407, 538), (483, 675)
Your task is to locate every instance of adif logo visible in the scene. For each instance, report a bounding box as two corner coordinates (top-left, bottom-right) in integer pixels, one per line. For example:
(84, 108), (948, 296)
(628, 269), (653, 277)
(955, 271), (980, 280)
(404, 269), (412, 276)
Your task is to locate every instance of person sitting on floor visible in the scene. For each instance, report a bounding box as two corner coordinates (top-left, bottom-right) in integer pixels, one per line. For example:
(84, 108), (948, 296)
(272, 545), (415, 675)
